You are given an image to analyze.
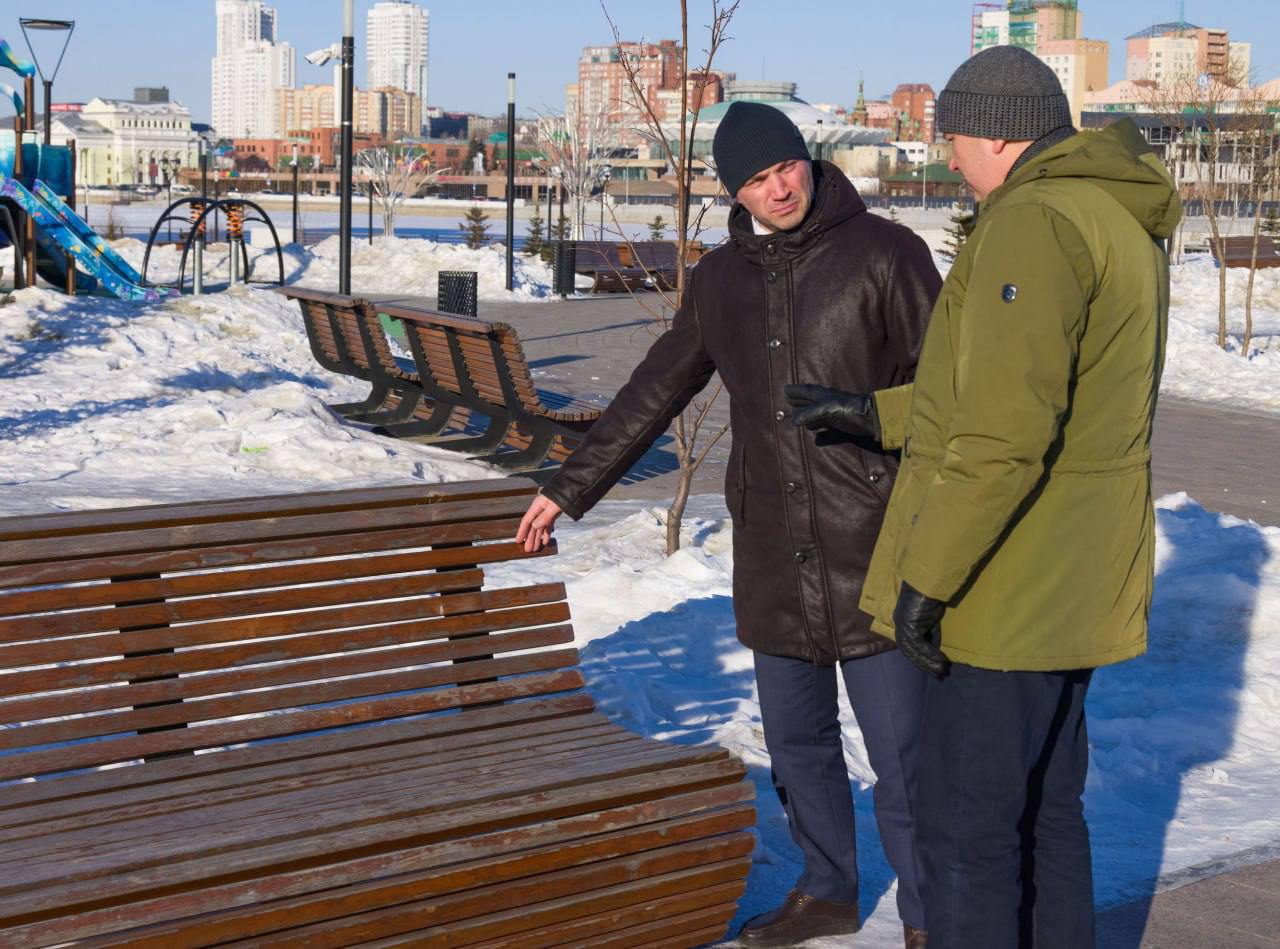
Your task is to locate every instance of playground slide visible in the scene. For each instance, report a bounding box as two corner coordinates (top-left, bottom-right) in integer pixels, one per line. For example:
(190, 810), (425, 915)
(0, 177), (173, 302)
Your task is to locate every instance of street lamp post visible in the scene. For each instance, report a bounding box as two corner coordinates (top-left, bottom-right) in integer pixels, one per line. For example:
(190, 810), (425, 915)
(19, 18), (74, 146)
(597, 166), (611, 240)
(505, 73), (516, 292)
(338, 0), (355, 294)
(546, 167), (557, 244)
(291, 144), (300, 243)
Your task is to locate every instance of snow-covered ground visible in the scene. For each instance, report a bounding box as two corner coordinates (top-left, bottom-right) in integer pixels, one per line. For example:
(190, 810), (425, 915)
(487, 494), (1280, 944)
(0, 237), (1277, 945)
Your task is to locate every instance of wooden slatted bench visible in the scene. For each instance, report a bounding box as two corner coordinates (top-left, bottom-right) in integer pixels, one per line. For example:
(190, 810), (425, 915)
(1213, 235), (1280, 269)
(280, 286), (470, 434)
(0, 478), (755, 947)
(371, 301), (604, 473)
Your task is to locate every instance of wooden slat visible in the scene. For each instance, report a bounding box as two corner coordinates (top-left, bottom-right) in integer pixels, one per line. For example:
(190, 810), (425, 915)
(0, 695), (597, 808)
(0, 478), (537, 544)
(0, 540), (535, 619)
(0, 749), (741, 911)
(468, 898), (739, 949)
(584, 907), (738, 949)
(0, 668), (588, 780)
(0, 781), (748, 946)
(5, 727), (656, 868)
(0, 627), (579, 742)
(358, 866), (748, 948)
(233, 839), (753, 947)
(0, 720), (634, 839)
(0, 586), (569, 695)
(0, 518), (544, 591)
(0, 494), (537, 572)
(0, 565), (489, 643)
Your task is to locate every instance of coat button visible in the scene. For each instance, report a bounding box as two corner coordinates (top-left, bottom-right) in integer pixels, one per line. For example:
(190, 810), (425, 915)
(766, 243), (776, 254)
(794, 551), (807, 563)
(775, 410), (786, 421)
(769, 338), (782, 349)
(786, 481), (798, 493)
(869, 472), (882, 483)
(768, 271), (778, 282)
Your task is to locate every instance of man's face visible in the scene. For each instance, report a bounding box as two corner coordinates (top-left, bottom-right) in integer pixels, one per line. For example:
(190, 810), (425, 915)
(735, 159), (814, 232)
(946, 133), (1030, 202)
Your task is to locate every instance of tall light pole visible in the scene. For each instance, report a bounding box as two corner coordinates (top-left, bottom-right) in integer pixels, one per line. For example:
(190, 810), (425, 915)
(338, 0), (355, 295)
(19, 18), (74, 147)
(505, 72), (516, 291)
(291, 144), (300, 243)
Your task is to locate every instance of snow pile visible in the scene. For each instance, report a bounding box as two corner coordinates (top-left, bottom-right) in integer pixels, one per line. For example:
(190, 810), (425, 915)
(0, 284), (498, 515)
(110, 235), (557, 302)
(1161, 256), (1280, 412)
(299, 235), (557, 301)
(487, 493), (1280, 944)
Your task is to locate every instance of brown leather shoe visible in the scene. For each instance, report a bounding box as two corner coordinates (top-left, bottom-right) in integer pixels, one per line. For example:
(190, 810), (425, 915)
(904, 923), (928, 948)
(737, 890), (859, 947)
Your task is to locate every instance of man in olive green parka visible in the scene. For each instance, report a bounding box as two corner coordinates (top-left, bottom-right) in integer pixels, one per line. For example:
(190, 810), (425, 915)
(857, 46), (1182, 948)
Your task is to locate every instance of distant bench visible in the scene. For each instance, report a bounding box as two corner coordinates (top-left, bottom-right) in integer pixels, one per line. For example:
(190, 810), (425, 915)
(573, 241), (703, 294)
(280, 287), (603, 473)
(1212, 235), (1280, 269)
(0, 478), (755, 945)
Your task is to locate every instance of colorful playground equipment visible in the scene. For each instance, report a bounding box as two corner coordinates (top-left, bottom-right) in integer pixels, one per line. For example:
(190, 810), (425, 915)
(142, 196), (285, 294)
(0, 34), (171, 301)
(1, 33), (285, 301)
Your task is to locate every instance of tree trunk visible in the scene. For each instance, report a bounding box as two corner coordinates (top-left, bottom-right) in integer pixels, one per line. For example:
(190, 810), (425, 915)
(666, 416), (694, 556)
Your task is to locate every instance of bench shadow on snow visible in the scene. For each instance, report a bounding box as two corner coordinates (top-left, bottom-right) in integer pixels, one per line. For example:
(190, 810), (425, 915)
(1091, 500), (1269, 947)
(578, 594), (902, 941)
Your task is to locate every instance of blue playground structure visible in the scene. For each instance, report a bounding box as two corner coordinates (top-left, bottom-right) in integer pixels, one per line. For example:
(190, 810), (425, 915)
(0, 35), (171, 301)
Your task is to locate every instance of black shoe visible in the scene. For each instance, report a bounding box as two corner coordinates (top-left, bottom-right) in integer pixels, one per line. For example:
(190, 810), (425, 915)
(737, 890), (859, 947)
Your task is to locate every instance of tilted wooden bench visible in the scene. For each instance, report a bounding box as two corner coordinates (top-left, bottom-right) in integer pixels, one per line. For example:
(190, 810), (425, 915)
(1213, 234), (1280, 269)
(281, 289), (602, 473)
(0, 478), (755, 946)
(280, 285), (470, 435)
(377, 301), (604, 473)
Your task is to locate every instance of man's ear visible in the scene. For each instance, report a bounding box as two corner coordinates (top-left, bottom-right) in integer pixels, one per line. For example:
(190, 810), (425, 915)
(989, 138), (1009, 155)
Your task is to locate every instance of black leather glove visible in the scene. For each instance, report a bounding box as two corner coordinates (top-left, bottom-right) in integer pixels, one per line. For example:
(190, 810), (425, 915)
(892, 581), (948, 678)
(784, 384), (881, 443)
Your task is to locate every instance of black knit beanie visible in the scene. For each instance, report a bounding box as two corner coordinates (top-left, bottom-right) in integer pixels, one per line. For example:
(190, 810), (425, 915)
(712, 101), (811, 197)
(936, 45), (1073, 141)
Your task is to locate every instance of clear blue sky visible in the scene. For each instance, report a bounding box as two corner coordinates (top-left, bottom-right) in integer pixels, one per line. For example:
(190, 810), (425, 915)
(6, 1), (1278, 124)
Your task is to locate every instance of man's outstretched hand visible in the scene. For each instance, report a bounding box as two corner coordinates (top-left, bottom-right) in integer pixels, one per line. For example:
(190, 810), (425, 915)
(892, 581), (949, 678)
(516, 494), (563, 553)
(784, 384), (881, 442)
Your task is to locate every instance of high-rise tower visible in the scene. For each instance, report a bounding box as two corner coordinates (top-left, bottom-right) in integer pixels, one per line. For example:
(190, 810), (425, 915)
(367, 0), (429, 132)
(211, 0), (295, 138)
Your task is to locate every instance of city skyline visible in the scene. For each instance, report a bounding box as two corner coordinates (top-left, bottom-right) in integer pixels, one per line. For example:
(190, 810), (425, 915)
(9, 1), (1279, 125)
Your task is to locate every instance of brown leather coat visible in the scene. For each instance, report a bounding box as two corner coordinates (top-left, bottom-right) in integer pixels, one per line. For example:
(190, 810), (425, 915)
(542, 162), (940, 663)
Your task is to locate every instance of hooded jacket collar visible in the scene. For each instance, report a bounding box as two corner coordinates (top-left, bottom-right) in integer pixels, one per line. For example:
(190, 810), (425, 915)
(728, 161), (867, 266)
(977, 119), (1181, 239)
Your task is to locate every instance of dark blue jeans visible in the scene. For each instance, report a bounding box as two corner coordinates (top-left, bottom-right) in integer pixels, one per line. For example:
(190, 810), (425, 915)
(754, 648), (927, 929)
(917, 662), (1095, 949)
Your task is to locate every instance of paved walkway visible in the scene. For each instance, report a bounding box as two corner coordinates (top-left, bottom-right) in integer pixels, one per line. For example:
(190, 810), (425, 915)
(461, 293), (1279, 945)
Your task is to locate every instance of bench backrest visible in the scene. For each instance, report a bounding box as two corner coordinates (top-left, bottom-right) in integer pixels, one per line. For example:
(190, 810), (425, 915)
(278, 286), (365, 376)
(0, 479), (585, 783)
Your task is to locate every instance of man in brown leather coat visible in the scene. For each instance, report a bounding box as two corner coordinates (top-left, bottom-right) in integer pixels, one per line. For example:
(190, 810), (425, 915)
(517, 102), (940, 948)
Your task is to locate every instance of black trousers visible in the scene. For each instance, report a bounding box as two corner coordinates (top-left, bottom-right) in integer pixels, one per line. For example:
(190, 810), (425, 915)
(917, 662), (1095, 949)
(754, 648), (927, 929)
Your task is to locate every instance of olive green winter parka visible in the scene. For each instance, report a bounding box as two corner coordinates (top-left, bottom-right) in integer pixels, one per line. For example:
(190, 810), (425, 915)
(860, 120), (1182, 671)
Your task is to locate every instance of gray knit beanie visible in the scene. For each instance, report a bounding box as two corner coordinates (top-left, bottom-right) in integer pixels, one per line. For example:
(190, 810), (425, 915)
(936, 45), (1073, 141)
